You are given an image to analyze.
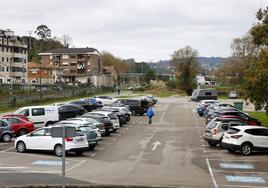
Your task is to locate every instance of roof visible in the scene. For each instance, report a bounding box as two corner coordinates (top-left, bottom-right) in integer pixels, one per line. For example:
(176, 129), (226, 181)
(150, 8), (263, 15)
(39, 48), (99, 55)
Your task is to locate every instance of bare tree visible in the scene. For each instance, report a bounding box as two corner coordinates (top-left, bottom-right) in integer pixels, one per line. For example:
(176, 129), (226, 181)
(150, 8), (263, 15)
(60, 34), (73, 48)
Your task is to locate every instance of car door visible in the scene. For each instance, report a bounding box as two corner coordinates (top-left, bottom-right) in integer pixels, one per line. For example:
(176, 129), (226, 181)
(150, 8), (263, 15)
(31, 108), (45, 128)
(261, 129), (268, 150)
(245, 129), (265, 148)
(42, 128), (57, 150)
(24, 128), (46, 150)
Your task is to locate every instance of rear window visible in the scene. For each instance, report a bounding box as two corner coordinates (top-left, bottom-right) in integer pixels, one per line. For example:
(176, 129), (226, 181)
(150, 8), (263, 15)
(207, 121), (218, 129)
(108, 113), (118, 119)
(226, 128), (240, 134)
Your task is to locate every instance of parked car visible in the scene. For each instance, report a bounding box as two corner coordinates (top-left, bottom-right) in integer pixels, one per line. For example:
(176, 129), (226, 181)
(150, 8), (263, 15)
(113, 98), (149, 116)
(229, 91), (238, 99)
(2, 114), (29, 122)
(80, 98), (103, 109)
(82, 114), (113, 136)
(191, 89), (217, 101)
(2, 117), (34, 136)
(98, 107), (127, 125)
(203, 117), (246, 146)
(222, 126), (268, 155)
(87, 111), (120, 132)
(55, 120), (99, 150)
(15, 126), (89, 156)
(0, 118), (14, 142)
(14, 106), (59, 128)
(69, 100), (93, 112)
(67, 117), (105, 135)
(52, 103), (66, 107)
(220, 115), (261, 126)
(205, 108), (240, 122)
(94, 96), (117, 105)
(58, 104), (86, 120)
(102, 106), (131, 122)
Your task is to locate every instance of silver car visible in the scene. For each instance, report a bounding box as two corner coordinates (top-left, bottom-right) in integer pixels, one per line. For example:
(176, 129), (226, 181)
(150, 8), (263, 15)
(203, 117), (246, 147)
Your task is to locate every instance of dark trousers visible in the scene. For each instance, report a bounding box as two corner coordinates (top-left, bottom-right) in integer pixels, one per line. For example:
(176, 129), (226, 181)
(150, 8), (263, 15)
(148, 117), (152, 124)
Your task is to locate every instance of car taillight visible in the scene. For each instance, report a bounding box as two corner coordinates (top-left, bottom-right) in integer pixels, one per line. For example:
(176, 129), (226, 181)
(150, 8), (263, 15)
(65, 137), (73, 142)
(231, 135), (243, 139)
(211, 129), (217, 135)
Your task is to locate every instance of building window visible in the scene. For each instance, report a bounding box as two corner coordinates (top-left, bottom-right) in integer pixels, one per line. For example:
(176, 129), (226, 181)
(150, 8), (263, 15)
(1, 57), (4, 62)
(0, 78), (2, 84)
(32, 80), (37, 84)
(6, 67), (9, 72)
(6, 57), (9, 62)
(62, 62), (69, 66)
(62, 55), (69, 59)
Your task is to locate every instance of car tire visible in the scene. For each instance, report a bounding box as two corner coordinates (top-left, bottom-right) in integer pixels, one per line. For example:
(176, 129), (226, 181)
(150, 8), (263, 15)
(207, 141), (217, 147)
(75, 151), (84, 155)
(18, 129), (28, 136)
(45, 121), (53, 127)
(240, 143), (252, 156)
(16, 141), (26, 153)
(54, 144), (63, 157)
(89, 145), (96, 150)
(2, 134), (11, 142)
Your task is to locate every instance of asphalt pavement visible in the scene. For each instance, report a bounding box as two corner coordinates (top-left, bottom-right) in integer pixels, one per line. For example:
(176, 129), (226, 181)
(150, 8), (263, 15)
(0, 97), (267, 188)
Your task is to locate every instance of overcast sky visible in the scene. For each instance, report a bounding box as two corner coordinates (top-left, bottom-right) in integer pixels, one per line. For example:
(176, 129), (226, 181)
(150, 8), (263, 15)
(1, 0), (266, 61)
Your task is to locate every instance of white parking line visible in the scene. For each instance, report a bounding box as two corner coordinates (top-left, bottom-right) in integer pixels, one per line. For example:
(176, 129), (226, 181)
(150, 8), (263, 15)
(206, 158), (218, 188)
(213, 170), (267, 174)
(220, 184), (267, 188)
(66, 160), (86, 173)
(0, 170), (60, 174)
(208, 158), (263, 162)
(0, 167), (28, 169)
(0, 147), (15, 153)
(90, 153), (96, 157)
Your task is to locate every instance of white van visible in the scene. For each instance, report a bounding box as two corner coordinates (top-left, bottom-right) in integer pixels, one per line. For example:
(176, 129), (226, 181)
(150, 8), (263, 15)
(14, 106), (59, 128)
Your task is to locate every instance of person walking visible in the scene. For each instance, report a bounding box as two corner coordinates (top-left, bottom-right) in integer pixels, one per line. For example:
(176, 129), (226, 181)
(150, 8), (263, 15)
(117, 86), (121, 95)
(146, 104), (154, 125)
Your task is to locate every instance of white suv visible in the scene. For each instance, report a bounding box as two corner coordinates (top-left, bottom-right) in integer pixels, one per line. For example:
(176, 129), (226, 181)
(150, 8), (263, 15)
(222, 126), (268, 155)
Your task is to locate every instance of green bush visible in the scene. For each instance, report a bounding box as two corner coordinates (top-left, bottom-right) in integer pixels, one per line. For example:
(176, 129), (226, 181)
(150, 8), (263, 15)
(166, 79), (178, 89)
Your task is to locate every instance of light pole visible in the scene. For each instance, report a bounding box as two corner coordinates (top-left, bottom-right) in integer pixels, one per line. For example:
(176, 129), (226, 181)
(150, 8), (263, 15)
(28, 30), (33, 50)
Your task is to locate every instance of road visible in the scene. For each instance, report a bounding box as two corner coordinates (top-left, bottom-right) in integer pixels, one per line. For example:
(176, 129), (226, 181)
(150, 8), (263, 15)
(0, 97), (267, 187)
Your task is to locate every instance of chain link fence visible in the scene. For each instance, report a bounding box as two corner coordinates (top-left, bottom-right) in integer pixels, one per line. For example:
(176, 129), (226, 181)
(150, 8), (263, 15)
(0, 84), (113, 111)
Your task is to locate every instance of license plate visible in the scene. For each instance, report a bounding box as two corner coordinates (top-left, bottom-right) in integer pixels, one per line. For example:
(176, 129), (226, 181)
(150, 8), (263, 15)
(90, 141), (96, 144)
(109, 128), (113, 131)
(76, 137), (84, 142)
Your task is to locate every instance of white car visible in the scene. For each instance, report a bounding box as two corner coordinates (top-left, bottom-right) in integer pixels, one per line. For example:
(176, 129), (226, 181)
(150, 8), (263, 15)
(14, 106), (59, 128)
(15, 126), (89, 156)
(87, 111), (120, 131)
(94, 96), (117, 105)
(197, 100), (218, 107)
(58, 119), (102, 141)
(221, 126), (268, 155)
(67, 117), (105, 134)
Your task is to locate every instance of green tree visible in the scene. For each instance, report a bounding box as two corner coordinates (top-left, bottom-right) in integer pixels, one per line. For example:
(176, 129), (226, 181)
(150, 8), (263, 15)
(242, 6), (268, 113)
(144, 69), (155, 83)
(35, 25), (51, 40)
(171, 46), (198, 95)
(101, 51), (129, 74)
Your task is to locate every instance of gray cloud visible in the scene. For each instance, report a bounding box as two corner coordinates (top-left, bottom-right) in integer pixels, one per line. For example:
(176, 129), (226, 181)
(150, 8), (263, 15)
(0, 0), (265, 61)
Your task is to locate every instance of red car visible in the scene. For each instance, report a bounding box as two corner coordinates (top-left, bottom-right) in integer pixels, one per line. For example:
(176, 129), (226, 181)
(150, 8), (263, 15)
(3, 114), (29, 122)
(1, 117), (34, 136)
(219, 115), (261, 126)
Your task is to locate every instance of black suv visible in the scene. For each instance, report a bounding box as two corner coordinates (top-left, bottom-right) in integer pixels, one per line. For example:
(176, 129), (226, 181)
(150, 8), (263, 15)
(114, 99), (149, 116)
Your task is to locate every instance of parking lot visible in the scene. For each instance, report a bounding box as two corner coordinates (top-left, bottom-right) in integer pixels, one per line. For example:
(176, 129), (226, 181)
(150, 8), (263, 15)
(0, 97), (267, 187)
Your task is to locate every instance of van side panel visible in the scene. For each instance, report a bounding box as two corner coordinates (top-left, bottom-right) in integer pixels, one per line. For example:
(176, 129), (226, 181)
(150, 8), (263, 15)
(191, 89), (217, 101)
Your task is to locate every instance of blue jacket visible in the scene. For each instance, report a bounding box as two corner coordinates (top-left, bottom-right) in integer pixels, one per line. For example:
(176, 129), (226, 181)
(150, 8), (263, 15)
(146, 107), (154, 118)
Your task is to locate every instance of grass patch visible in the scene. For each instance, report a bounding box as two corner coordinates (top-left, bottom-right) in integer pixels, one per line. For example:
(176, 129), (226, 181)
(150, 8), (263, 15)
(248, 111), (268, 127)
(0, 92), (109, 114)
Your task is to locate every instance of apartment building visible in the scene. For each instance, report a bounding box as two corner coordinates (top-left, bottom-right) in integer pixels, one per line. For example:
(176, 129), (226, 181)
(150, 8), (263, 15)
(38, 48), (103, 85)
(0, 29), (28, 84)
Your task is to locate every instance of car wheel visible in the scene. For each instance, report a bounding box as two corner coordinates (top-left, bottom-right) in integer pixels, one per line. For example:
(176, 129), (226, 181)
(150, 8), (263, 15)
(75, 151), (84, 155)
(16, 141), (26, 153)
(207, 141), (217, 147)
(131, 110), (136, 116)
(18, 129), (28, 136)
(2, 134), (11, 142)
(105, 131), (111, 136)
(240, 143), (252, 156)
(45, 121), (53, 127)
(54, 144), (63, 157)
(89, 145), (96, 150)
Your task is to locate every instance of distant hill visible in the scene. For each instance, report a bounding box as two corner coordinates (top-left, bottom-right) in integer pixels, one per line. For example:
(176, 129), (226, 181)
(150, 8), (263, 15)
(197, 57), (224, 65)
